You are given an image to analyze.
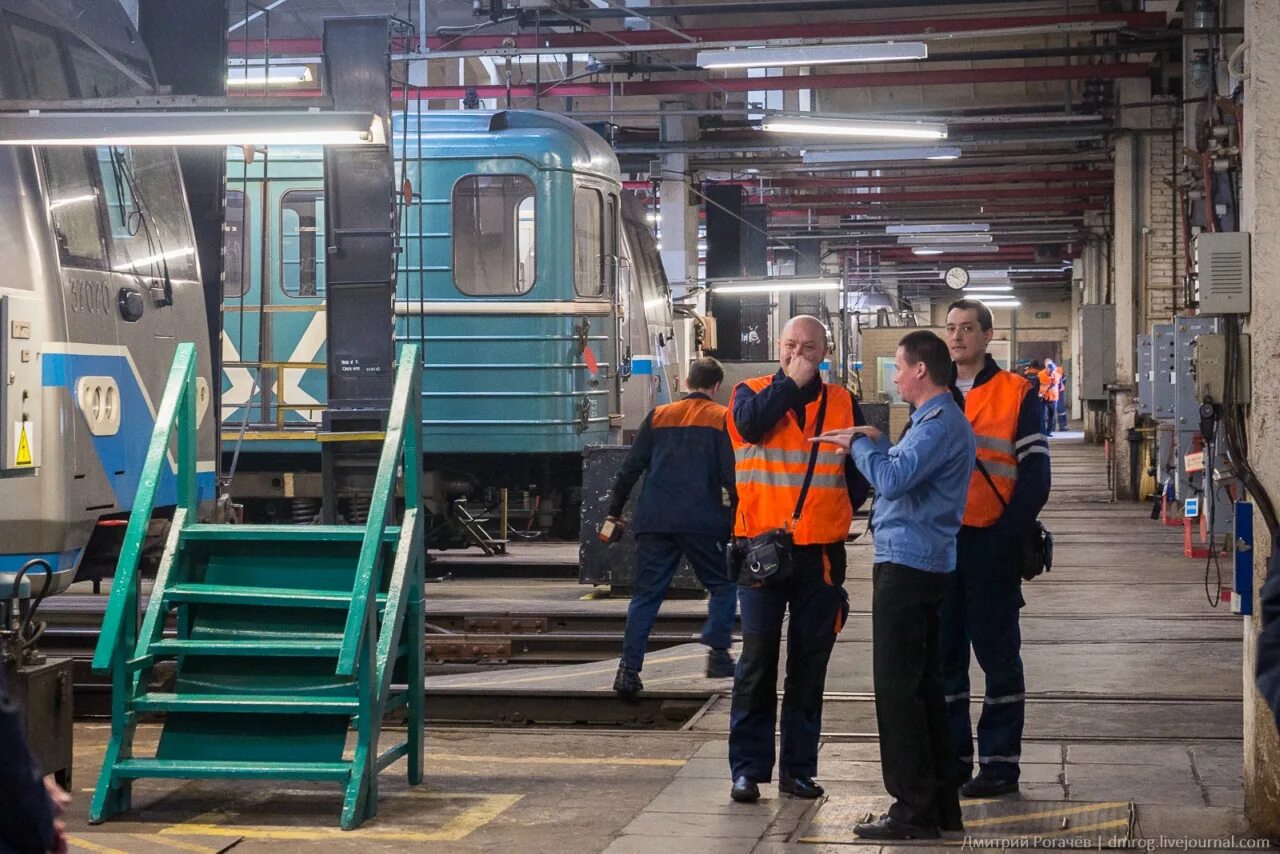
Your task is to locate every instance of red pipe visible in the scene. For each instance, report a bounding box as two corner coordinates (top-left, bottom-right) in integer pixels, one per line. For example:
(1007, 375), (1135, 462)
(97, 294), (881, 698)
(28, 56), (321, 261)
(227, 13), (1165, 55)
(398, 62), (1149, 100)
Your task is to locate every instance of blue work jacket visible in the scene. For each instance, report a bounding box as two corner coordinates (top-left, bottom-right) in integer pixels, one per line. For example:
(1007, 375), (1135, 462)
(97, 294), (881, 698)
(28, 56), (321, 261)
(852, 390), (976, 572)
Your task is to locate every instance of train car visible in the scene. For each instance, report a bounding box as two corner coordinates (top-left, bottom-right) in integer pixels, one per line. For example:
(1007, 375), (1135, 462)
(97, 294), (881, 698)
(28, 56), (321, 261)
(0, 0), (217, 602)
(222, 109), (680, 535)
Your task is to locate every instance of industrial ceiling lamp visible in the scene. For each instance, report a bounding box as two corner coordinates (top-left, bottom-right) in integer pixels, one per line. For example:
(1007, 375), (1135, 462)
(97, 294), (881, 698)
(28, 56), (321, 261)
(697, 41), (927, 69)
(887, 223), (990, 235)
(0, 111), (386, 146)
(909, 244), (1001, 254)
(766, 116), (947, 140)
(801, 146), (961, 164)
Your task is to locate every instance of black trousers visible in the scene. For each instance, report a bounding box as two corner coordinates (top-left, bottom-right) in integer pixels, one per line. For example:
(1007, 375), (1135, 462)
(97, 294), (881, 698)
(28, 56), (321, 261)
(872, 561), (963, 832)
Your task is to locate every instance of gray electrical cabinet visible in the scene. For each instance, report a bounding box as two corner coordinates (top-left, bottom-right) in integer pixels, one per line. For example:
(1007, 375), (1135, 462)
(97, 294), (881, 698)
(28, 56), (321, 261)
(1136, 334), (1153, 416)
(1172, 316), (1219, 429)
(1195, 232), (1251, 315)
(1080, 304), (1116, 401)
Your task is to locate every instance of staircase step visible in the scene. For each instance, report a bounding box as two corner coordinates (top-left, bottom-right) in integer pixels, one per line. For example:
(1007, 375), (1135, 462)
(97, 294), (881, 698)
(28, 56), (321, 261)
(114, 758), (351, 781)
(147, 638), (342, 657)
(181, 524), (401, 543)
(134, 692), (358, 714)
(165, 584), (388, 609)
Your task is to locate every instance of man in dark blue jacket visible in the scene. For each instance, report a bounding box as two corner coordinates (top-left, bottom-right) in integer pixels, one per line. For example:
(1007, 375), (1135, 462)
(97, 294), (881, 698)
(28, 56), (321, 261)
(606, 357), (738, 698)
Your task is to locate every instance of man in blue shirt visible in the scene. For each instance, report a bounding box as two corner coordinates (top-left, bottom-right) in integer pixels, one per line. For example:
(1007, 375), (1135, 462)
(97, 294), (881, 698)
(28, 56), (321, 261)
(813, 330), (974, 840)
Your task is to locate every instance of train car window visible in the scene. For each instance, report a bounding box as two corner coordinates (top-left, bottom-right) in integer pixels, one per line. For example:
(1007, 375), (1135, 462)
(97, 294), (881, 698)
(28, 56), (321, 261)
(67, 41), (150, 98)
(281, 190), (325, 298)
(223, 190), (250, 298)
(452, 175), (536, 296)
(42, 148), (107, 270)
(95, 147), (199, 282)
(574, 187), (604, 297)
(604, 194), (618, 294)
(8, 21), (72, 98)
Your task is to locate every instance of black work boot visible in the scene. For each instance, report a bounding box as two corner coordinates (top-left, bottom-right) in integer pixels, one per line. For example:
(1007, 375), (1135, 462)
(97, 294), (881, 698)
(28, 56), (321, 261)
(613, 663), (643, 700)
(706, 648), (736, 678)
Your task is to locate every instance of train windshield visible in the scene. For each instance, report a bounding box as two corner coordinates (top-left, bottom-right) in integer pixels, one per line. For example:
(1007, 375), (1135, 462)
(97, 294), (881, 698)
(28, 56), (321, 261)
(452, 174), (536, 296)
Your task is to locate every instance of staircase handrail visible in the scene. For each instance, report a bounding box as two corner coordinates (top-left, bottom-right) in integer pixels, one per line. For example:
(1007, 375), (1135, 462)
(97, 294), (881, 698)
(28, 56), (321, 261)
(336, 344), (422, 677)
(92, 343), (200, 673)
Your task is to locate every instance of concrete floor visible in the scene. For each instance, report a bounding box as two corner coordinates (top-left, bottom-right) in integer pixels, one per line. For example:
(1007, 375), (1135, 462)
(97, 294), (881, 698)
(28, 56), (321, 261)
(56, 437), (1275, 852)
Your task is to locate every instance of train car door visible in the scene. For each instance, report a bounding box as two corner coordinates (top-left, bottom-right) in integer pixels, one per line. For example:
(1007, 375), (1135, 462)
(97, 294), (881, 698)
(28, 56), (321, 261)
(267, 182), (327, 428)
(221, 179), (266, 427)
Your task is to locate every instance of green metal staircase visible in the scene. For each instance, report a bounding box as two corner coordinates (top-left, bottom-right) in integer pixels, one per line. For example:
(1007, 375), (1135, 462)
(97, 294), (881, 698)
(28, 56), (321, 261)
(90, 343), (425, 830)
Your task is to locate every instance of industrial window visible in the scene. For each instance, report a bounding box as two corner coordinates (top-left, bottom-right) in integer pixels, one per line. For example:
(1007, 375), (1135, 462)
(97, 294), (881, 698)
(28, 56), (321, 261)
(280, 189), (325, 298)
(452, 174), (536, 296)
(223, 190), (250, 298)
(8, 20), (72, 99)
(42, 148), (107, 271)
(94, 146), (198, 282)
(574, 186), (604, 297)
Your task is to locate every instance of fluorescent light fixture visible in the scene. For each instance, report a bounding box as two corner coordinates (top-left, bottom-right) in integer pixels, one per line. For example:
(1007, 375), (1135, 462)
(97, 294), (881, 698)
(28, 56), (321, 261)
(697, 42), (927, 70)
(968, 268), (1014, 279)
(897, 234), (992, 245)
(980, 300), (1022, 308)
(912, 248), (945, 256)
(712, 279), (840, 294)
(909, 244), (1001, 254)
(764, 116), (946, 140)
(49, 193), (96, 210)
(227, 65), (313, 86)
(802, 146), (961, 164)
(887, 223), (990, 235)
(0, 111), (386, 146)
(966, 292), (1017, 300)
(963, 284), (1013, 291)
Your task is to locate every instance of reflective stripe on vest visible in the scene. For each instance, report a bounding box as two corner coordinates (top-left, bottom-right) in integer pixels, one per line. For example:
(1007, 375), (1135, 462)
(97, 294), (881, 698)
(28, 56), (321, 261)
(727, 377), (855, 545)
(962, 370), (1026, 527)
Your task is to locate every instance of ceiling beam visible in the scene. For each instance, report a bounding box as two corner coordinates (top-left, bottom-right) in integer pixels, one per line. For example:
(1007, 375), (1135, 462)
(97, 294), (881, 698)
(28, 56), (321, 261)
(402, 61), (1150, 100)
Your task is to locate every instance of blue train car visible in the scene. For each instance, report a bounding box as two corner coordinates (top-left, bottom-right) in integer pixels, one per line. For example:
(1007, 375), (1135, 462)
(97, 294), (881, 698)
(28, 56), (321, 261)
(223, 110), (679, 533)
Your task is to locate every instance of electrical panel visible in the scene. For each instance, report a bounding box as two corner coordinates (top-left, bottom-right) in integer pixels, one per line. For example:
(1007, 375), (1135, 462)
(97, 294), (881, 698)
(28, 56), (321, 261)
(1172, 316), (1219, 429)
(1195, 232), (1251, 314)
(1, 296), (42, 470)
(1151, 323), (1176, 420)
(1080, 304), (1115, 401)
(1136, 334), (1153, 416)
(1192, 332), (1251, 405)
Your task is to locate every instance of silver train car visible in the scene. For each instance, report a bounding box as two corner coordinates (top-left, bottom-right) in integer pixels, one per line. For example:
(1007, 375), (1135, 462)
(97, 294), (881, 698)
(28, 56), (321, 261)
(0, 0), (217, 600)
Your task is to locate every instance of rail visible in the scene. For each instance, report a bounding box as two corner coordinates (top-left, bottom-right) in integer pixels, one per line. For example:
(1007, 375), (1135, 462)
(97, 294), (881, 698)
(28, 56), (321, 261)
(336, 344), (422, 677)
(91, 343), (199, 675)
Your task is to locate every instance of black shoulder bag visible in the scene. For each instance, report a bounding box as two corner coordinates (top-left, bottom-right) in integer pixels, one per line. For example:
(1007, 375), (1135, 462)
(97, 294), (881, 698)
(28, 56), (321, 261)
(732, 388), (828, 587)
(974, 458), (1054, 581)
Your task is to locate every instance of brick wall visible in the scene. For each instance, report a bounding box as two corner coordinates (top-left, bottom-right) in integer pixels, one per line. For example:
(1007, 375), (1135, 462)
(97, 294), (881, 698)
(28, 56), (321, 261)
(1145, 124), (1186, 328)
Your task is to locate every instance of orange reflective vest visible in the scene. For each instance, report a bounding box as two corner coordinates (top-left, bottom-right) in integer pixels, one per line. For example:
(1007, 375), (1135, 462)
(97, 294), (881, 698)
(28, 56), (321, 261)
(727, 377), (855, 545)
(1037, 368), (1059, 403)
(962, 370), (1026, 527)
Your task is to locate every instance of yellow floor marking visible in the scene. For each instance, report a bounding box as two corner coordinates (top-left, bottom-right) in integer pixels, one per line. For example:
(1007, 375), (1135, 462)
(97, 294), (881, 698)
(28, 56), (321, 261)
(130, 834), (221, 853)
(998, 816), (1130, 840)
(67, 835), (130, 854)
(454, 650), (706, 687)
(579, 588), (613, 600)
(963, 801), (1130, 829)
(427, 752), (685, 767)
(160, 792), (523, 843)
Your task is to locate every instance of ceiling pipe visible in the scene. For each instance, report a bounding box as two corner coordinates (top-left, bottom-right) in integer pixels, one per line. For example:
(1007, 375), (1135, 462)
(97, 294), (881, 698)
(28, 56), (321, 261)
(520, 0), (1115, 20)
(400, 62), (1150, 100)
(621, 170), (1112, 190)
(752, 187), (1111, 205)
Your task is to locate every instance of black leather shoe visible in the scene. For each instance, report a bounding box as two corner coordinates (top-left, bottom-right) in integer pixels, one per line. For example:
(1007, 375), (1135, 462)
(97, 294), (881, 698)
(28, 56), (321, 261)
(961, 774), (1019, 797)
(730, 776), (760, 803)
(613, 664), (642, 700)
(706, 648), (736, 678)
(778, 775), (824, 798)
(853, 814), (940, 840)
